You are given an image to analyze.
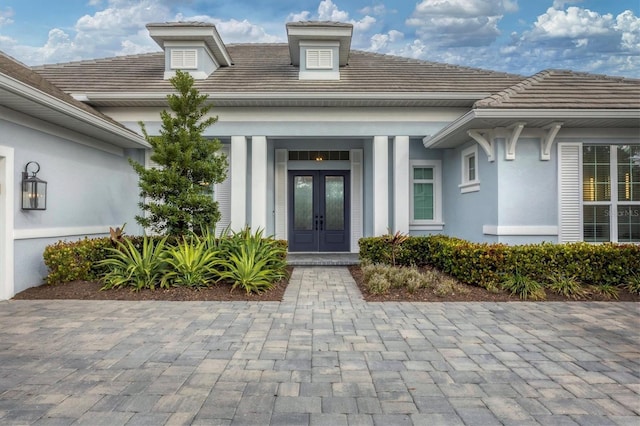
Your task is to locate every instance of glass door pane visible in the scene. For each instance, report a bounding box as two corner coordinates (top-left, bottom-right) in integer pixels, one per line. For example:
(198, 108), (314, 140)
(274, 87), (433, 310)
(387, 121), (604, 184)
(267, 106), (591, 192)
(293, 176), (313, 231)
(324, 176), (344, 231)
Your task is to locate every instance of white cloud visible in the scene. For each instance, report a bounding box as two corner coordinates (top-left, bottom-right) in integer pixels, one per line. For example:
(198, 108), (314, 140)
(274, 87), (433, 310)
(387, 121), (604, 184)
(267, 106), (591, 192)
(552, 0), (582, 9)
(615, 10), (640, 52)
(175, 15), (282, 43)
(288, 0), (377, 37)
(368, 29), (404, 51)
(406, 0), (517, 47)
(530, 7), (613, 38)
(0, 7), (14, 27)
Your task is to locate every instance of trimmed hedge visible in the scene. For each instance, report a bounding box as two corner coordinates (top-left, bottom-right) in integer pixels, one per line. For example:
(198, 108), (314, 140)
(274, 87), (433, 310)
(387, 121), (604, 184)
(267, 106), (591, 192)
(359, 235), (640, 289)
(43, 235), (288, 284)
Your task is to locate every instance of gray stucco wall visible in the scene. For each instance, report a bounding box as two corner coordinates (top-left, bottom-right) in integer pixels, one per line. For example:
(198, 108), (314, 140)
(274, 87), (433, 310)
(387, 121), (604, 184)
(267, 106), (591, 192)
(3, 119), (144, 293)
(440, 141), (498, 242)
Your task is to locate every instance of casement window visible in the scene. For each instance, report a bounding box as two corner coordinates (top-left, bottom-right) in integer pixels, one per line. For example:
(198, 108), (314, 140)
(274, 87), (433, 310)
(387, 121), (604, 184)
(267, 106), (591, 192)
(582, 144), (640, 242)
(410, 160), (443, 228)
(459, 145), (480, 193)
(306, 49), (333, 69)
(170, 49), (197, 69)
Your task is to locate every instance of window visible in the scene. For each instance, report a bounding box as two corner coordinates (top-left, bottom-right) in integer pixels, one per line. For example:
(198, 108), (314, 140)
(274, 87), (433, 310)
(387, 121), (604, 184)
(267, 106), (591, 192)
(459, 145), (480, 193)
(171, 49), (197, 69)
(583, 144), (640, 242)
(410, 160), (443, 229)
(306, 49), (333, 69)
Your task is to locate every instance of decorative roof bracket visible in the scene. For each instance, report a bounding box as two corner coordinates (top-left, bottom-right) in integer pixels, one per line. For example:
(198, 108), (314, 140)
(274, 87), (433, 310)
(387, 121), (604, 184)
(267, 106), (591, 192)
(505, 122), (526, 160)
(540, 122), (563, 161)
(467, 129), (494, 162)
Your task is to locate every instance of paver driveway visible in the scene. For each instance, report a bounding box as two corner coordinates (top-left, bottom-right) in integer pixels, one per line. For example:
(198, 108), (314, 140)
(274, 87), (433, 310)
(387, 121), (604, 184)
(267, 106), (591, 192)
(0, 267), (638, 425)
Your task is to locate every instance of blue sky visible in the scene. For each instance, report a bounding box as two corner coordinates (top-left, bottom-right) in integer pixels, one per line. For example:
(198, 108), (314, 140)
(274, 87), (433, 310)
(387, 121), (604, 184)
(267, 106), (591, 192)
(0, 0), (638, 77)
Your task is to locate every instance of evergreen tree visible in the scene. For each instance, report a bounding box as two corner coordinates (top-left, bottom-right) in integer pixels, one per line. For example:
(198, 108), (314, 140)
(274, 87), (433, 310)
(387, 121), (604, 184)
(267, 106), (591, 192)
(130, 70), (227, 236)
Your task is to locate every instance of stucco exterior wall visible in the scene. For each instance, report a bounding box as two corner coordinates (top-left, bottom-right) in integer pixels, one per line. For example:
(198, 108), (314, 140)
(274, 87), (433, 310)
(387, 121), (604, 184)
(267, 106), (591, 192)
(2, 118), (144, 293)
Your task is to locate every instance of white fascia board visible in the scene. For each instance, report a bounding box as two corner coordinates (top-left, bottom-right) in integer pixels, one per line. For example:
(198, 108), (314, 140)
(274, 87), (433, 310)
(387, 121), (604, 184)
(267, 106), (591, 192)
(423, 110), (476, 148)
(473, 108), (640, 119)
(0, 74), (149, 149)
(424, 108), (640, 149)
(83, 91), (491, 102)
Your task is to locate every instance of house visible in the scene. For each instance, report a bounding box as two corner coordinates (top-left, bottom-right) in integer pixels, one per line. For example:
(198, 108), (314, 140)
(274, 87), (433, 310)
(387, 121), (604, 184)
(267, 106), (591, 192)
(0, 52), (149, 299)
(1, 21), (638, 298)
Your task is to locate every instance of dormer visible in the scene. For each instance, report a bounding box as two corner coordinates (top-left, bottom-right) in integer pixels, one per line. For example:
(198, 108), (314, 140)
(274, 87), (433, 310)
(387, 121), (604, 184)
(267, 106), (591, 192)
(286, 21), (353, 81)
(146, 22), (232, 80)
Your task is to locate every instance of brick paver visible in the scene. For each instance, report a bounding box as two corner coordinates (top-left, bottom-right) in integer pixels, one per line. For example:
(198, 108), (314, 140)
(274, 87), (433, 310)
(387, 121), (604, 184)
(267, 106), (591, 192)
(0, 266), (638, 425)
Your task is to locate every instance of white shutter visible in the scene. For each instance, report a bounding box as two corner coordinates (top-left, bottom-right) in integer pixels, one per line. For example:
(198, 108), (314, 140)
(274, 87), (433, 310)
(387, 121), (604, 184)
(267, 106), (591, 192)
(215, 145), (231, 236)
(558, 143), (582, 242)
(350, 149), (363, 253)
(306, 49), (332, 69)
(274, 149), (287, 240)
(171, 49), (197, 69)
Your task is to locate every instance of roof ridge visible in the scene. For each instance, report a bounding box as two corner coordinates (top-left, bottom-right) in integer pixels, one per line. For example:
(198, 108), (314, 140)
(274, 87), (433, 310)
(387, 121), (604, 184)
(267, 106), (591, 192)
(475, 70), (556, 108)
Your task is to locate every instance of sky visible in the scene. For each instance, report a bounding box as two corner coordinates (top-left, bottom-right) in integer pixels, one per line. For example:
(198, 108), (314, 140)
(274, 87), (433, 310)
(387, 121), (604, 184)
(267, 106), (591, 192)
(0, 0), (638, 78)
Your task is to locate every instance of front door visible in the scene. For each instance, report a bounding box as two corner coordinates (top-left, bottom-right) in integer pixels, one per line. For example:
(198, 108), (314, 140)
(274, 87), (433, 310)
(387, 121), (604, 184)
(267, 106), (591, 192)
(288, 170), (350, 252)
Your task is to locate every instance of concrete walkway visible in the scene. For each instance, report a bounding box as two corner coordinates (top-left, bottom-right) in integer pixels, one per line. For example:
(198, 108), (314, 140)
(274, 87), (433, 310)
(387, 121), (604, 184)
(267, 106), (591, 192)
(0, 267), (638, 425)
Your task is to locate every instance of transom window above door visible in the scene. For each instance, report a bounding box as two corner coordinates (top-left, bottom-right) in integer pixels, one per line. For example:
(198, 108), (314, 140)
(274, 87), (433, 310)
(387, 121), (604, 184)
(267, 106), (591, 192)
(288, 151), (350, 161)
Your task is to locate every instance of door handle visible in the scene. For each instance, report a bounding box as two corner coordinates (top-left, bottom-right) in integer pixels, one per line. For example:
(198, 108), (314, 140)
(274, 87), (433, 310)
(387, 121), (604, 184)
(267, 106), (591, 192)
(319, 215), (324, 231)
(315, 215), (319, 231)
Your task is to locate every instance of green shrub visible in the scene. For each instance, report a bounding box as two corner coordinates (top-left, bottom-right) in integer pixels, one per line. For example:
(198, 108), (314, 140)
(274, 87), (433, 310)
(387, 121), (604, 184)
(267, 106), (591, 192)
(501, 270), (545, 300)
(43, 237), (112, 284)
(217, 227), (288, 294)
(161, 237), (220, 288)
(358, 235), (640, 291)
(99, 236), (169, 291)
(595, 283), (620, 300)
(547, 273), (586, 300)
(367, 273), (391, 295)
(626, 273), (640, 295)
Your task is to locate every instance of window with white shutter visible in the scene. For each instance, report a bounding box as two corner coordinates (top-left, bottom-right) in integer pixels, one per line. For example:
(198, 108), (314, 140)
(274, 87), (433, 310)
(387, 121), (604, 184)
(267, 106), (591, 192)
(171, 49), (197, 69)
(306, 49), (333, 69)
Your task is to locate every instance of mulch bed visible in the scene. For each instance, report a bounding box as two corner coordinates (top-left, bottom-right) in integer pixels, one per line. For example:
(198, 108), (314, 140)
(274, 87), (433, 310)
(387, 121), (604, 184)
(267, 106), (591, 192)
(12, 266), (639, 303)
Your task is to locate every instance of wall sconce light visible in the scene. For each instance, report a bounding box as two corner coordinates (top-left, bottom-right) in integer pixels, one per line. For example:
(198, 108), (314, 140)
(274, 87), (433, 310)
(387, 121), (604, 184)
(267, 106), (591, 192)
(22, 161), (47, 210)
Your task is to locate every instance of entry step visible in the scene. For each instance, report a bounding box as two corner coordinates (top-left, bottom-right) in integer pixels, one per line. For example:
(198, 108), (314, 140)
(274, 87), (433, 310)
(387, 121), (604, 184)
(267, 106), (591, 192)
(287, 252), (360, 266)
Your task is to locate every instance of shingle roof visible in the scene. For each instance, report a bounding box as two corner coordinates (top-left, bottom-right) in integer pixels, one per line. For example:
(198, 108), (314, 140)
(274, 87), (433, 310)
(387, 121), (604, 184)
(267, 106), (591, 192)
(33, 44), (522, 96)
(0, 51), (114, 119)
(0, 50), (148, 147)
(474, 69), (640, 109)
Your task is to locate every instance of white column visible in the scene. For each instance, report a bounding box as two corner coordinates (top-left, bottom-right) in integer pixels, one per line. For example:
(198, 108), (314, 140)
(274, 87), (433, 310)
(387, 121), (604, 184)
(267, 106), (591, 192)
(393, 136), (410, 234)
(373, 136), (389, 236)
(230, 136), (247, 231)
(251, 136), (267, 231)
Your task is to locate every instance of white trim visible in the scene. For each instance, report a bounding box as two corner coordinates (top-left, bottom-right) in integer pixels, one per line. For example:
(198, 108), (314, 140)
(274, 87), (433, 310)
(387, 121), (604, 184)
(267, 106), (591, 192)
(350, 149), (363, 253)
(0, 145), (15, 300)
(83, 91), (492, 103)
(13, 225), (116, 240)
(393, 136), (410, 233)
(483, 225), (559, 236)
(274, 149), (288, 240)
(230, 136), (247, 231)
(460, 145), (480, 193)
(373, 136), (389, 236)
(410, 159), (443, 226)
(251, 136), (267, 230)
(410, 224), (445, 231)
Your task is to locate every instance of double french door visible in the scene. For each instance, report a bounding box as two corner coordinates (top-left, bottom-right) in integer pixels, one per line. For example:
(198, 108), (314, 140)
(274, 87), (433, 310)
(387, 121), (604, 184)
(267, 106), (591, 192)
(288, 170), (350, 252)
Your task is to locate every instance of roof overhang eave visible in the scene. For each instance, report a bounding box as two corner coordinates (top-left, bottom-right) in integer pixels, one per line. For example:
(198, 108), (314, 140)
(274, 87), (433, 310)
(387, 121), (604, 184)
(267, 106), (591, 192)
(0, 75), (150, 149)
(424, 108), (640, 149)
(78, 91), (492, 103)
